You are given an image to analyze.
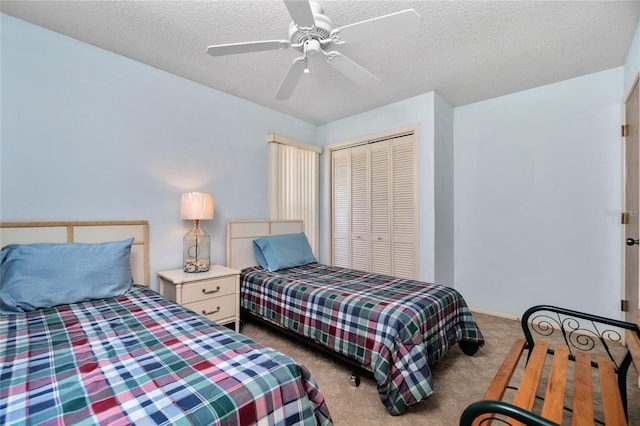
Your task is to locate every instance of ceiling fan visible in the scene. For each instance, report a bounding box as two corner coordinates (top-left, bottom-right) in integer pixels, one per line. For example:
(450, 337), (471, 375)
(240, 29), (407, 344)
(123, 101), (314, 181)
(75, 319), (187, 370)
(206, 0), (421, 100)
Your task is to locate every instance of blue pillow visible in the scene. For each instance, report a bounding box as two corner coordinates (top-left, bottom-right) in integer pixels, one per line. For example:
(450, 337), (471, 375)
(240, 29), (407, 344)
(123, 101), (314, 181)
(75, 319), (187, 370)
(253, 233), (316, 272)
(0, 238), (134, 314)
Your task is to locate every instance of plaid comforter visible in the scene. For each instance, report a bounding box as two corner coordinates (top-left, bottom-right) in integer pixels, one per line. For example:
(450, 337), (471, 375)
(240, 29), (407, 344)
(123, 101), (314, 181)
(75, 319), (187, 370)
(0, 286), (332, 426)
(241, 264), (484, 415)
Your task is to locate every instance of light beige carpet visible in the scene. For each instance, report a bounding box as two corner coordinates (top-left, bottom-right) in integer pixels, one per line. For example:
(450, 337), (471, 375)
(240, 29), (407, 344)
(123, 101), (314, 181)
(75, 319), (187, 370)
(241, 312), (640, 425)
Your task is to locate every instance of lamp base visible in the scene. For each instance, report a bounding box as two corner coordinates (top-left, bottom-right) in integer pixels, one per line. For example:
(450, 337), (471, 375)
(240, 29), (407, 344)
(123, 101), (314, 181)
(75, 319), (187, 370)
(183, 221), (211, 273)
(184, 259), (210, 273)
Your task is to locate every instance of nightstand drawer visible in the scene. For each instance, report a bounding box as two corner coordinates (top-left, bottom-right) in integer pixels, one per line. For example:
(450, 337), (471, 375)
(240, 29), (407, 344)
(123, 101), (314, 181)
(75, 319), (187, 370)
(184, 294), (236, 323)
(181, 276), (236, 304)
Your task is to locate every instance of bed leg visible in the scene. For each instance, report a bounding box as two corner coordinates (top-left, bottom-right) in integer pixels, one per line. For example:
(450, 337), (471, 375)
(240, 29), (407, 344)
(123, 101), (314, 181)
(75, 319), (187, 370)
(350, 369), (361, 387)
(459, 341), (481, 356)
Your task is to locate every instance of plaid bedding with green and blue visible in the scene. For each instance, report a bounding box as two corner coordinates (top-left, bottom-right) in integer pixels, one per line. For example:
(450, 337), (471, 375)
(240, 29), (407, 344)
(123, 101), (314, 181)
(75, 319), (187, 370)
(241, 263), (485, 415)
(0, 286), (332, 425)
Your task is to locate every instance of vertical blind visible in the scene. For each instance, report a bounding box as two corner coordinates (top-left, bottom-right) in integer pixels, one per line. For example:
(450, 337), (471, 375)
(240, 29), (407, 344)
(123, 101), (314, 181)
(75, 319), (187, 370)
(268, 134), (322, 256)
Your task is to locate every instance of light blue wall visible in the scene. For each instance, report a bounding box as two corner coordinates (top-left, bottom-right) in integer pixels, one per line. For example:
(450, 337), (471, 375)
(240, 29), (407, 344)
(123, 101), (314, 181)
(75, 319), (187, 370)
(624, 21), (640, 95)
(454, 68), (624, 319)
(317, 92), (439, 283)
(0, 14), (317, 289)
(433, 92), (454, 284)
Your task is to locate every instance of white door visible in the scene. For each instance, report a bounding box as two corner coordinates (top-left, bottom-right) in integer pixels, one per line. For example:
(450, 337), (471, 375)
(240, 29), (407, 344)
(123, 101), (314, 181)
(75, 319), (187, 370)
(350, 144), (370, 271)
(391, 135), (419, 279)
(332, 148), (351, 268)
(624, 78), (640, 324)
(370, 140), (391, 274)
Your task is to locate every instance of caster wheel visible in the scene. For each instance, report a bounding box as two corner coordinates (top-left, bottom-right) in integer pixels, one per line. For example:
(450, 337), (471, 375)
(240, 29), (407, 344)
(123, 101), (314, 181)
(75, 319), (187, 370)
(350, 374), (360, 387)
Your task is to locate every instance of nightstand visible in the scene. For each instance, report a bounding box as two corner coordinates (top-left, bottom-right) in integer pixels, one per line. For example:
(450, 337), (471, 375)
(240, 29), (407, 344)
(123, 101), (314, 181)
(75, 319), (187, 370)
(158, 265), (241, 332)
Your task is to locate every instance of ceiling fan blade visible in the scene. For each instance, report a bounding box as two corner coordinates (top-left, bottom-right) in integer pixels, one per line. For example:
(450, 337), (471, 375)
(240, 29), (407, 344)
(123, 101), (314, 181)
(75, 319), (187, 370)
(328, 53), (381, 87)
(206, 40), (290, 57)
(333, 9), (420, 43)
(283, 0), (316, 28)
(275, 59), (307, 100)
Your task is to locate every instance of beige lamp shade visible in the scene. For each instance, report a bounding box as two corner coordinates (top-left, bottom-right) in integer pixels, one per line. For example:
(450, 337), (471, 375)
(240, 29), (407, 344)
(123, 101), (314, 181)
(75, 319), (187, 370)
(180, 192), (214, 220)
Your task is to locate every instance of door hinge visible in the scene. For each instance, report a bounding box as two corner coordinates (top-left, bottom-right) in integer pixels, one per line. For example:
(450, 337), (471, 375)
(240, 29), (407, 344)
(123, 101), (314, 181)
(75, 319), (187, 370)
(622, 212), (629, 224)
(622, 124), (629, 137)
(621, 299), (629, 312)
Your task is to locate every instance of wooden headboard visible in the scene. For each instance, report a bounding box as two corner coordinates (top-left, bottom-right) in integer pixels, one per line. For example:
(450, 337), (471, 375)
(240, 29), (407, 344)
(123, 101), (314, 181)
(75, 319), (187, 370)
(0, 220), (150, 286)
(226, 219), (303, 270)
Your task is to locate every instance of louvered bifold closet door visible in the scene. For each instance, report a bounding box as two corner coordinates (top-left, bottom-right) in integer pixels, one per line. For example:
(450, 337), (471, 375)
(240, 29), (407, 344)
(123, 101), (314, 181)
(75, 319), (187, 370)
(330, 131), (418, 277)
(332, 148), (351, 268)
(350, 145), (370, 272)
(370, 141), (391, 275)
(391, 135), (418, 279)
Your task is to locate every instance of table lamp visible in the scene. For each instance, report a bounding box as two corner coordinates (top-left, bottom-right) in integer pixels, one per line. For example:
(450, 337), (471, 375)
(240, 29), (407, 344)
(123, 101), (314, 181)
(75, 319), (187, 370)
(180, 192), (214, 272)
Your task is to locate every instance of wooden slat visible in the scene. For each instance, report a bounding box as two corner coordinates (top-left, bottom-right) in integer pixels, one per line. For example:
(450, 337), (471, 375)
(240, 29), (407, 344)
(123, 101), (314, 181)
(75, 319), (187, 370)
(508, 341), (550, 426)
(572, 351), (594, 426)
(472, 338), (527, 426)
(540, 345), (569, 423)
(483, 338), (528, 400)
(597, 356), (628, 426)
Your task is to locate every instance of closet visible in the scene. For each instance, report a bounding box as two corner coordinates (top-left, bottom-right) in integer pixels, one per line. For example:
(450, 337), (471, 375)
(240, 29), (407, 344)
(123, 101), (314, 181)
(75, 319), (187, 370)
(331, 132), (418, 279)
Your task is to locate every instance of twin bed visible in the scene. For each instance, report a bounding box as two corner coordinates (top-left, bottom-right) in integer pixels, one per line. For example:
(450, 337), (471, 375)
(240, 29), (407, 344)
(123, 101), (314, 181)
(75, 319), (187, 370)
(0, 221), (331, 425)
(0, 219), (484, 424)
(227, 219), (484, 416)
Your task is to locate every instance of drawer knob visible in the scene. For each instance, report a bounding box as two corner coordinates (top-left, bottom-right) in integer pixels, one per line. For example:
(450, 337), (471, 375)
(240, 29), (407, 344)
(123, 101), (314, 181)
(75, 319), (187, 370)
(202, 286), (221, 295)
(202, 306), (221, 316)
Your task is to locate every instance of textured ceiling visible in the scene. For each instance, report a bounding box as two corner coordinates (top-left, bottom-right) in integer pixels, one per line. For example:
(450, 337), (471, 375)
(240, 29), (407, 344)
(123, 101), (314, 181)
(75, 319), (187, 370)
(2, 1), (640, 125)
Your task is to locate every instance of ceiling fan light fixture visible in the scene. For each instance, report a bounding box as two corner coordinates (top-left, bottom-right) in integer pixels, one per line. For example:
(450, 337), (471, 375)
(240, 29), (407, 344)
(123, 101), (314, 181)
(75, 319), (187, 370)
(304, 39), (322, 56)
